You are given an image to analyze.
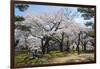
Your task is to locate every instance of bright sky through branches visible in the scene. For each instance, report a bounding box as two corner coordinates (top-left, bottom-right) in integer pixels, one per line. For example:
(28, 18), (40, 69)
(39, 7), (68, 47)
(14, 4), (92, 27)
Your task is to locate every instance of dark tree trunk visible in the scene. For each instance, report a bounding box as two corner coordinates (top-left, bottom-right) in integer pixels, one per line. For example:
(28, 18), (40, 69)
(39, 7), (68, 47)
(41, 38), (45, 54)
(41, 36), (50, 54)
(60, 32), (64, 52)
(25, 37), (28, 49)
(44, 37), (49, 54)
(76, 33), (81, 55)
(47, 42), (50, 53)
(81, 41), (87, 52)
(83, 43), (87, 51)
(66, 38), (70, 52)
(15, 40), (19, 47)
(55, 22), (61, 31)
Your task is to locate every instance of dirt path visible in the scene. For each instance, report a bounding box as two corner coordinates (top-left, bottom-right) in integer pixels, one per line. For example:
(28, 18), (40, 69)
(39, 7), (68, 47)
(49, 53), (94, 63)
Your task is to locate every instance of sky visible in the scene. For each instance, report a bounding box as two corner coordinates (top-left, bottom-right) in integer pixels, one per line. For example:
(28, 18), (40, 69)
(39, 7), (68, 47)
(14, 4), (92, 27)
(15, 4), (71, 16)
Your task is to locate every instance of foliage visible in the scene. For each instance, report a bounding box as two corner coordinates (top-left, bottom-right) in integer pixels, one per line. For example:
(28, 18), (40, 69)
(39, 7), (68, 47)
(87, 31), (95, 38)
(15, 4), (29, 12)
(77, 8), (94, 20)
(77, 8), (95, 28)
(85, 22), (93, 27)
(15, 24), (31, 31)
(15, 16), (25, 22)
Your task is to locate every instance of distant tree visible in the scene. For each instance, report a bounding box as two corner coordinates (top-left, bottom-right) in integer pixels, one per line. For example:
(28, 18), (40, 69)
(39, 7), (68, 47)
(76, 32), (81, 55)
(80, 31), (88, 51)
(15, 4), (29, 12)
(77, 8), (95, 28)
(15, 21), (31, 49)
(78, 8), (95, 49)
(77, 8), (95, 20)
(85, 22), (93, 27)
(15, 16), (25, 22)
(14, 4), (30, 49)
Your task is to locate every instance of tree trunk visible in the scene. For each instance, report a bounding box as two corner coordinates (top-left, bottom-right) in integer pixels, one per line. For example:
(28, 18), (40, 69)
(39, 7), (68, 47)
(83, 43), (87, 51)
(47, 42), (49, 53)
(66, 38), (70, 52)
(41, 38), (45, 54)
(60, 32), (64, 52)
(41, 36), (50, 54)
(76, 33), (81, 55)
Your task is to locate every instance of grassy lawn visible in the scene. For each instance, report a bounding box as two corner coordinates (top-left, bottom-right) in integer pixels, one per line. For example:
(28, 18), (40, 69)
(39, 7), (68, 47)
(15, 50), (94, 66)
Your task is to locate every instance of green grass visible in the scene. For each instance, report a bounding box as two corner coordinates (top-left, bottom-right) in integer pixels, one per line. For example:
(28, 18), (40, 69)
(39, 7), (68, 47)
(15, 50), (67, 66)
(15, 50), (94, 66)
(48, 51), (67, 58)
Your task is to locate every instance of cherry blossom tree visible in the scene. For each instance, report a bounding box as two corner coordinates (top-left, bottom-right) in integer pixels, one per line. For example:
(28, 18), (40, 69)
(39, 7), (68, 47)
(15, 8), (92, 58)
